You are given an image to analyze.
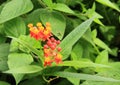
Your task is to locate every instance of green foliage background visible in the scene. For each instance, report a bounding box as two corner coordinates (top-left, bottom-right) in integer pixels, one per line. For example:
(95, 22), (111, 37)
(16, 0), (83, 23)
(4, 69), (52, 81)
(0, 0), (120, 85)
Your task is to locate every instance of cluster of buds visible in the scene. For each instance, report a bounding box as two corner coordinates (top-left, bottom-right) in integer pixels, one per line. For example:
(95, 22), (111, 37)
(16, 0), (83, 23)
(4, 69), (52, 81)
(28, 22), (52, 41)
(44, 37), (62, 66)
(28, 22), (62, 67)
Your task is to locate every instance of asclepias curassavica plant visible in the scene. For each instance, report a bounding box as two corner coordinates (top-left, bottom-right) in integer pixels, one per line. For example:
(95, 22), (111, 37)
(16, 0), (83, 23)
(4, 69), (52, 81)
(0, 0), (120, 85)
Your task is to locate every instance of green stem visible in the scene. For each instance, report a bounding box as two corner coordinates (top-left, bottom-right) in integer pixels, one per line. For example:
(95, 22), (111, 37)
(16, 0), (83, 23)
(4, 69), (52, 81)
(38, 0), (46, 8)
(42, 76), (49, 83)
(42, 76), (59, 84)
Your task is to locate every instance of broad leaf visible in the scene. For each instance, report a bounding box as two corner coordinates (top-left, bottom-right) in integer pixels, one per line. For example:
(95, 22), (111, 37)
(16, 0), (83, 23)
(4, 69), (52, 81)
(40, 10), (66, 39)
(5, 65), (42, 74)
(0, 24), (4, 35)
(71, 43), (83, 60)
(43, 0), (53, 9)
(0, 43), (9, 71)
(60, 18), (93, 59)
(7, 53), (33, 84)
(0, 0), (33, 23)
(95, 50), (108, 64)
(0, 43), (9, 57)
(8, 36), (44, 62)
(9, 39), (19, 52)
(19, 35), (41, 53)
(4, 17), (26, 37)
(26, 9), (43, 24)
(0, 81), (10, 85)
(0, 36), (6, 44)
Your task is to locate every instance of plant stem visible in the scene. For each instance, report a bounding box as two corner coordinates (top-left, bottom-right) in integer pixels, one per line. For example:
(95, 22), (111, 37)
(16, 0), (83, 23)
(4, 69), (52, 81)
(38, 0), (46, 8)
(42, 76), (59, 84)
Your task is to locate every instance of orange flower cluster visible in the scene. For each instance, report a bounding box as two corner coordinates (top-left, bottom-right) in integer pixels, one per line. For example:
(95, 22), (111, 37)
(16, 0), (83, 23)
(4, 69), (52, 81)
(28, 22), (52, 41)
(28, 22), (62, 66)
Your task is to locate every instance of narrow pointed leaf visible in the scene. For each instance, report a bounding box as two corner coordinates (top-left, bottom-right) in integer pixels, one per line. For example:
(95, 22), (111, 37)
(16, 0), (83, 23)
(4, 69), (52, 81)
(45, 72), (120, 82)
(53, 3), (75, 14)
(93, 38), (112, 53)
(60, 18), (94, 59)
(96, 0), (120, 12)
(58, 61), (110, 68)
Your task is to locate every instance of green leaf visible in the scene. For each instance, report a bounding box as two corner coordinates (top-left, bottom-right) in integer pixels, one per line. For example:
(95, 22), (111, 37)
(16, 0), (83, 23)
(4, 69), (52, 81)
(96, 0), (120, 12)
(82, 80), (120, 85)
(0, 43), (9, 71)
(45, 72), (120, 82)
(7, 53), (33, 84)
(58, 61), (110, 68)
(43, 0), (53, 9)
(95, 50), (108, 64)
(25, 9), (43, 24)
(4, 17), (26, 37)
(8, 36), (44, 62)
(9, 39), (19, 52)
(93, 38), (112, 53)
(86, 3), (104, 26)
(0, 36), (6, 44)
(0, 0), (33, 23)
(71, 43), (83, 60)
(60, 18), (94, 59)
(99, 26), (115, 42)
(0, 24), (5, 35)
(82, 62), (120, 85)
(0, 61), (8, 71)
(0, 81), (10, 85)
(65, 67), (80, 85)
(18, 35), (41, 53)
(53, 3), (75, 14)
(82, 29), (97, 48)
(92, 29), (97, 39)
(40, 10), (66, 39)
(10, 35), (42, 54)
(71, 52), (79, 61)
(5, 65), (42, 74)
(0, 43), (9, 57)
(8, 53), (33, 68)
(82, 29), (93, 43)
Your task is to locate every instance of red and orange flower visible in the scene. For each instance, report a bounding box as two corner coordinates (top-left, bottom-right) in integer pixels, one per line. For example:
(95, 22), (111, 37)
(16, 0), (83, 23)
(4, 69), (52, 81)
(28, 22), (62, 67)
(28, 22), (52, 41)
